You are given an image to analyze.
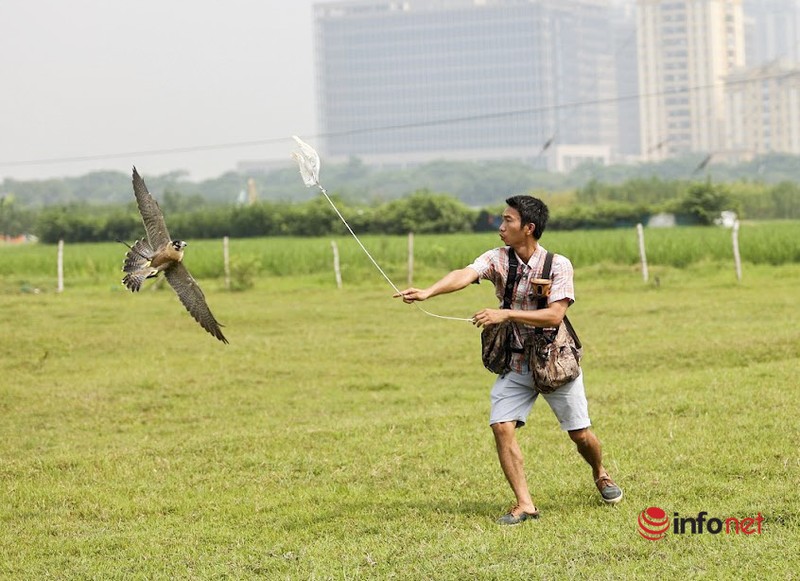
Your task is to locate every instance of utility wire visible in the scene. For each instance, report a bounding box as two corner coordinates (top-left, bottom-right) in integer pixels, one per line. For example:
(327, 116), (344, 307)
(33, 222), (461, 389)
(1, 69), (797, 169)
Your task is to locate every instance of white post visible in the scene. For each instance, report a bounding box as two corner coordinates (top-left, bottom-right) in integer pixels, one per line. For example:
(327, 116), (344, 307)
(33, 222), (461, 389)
(57, 239), (64, 293)
(636, 223), (649, 283)
(331, 240), (342, 289)
(407, 231), (414, 287)
(732, 220), (742, 282)
(223, 236), (231, 290)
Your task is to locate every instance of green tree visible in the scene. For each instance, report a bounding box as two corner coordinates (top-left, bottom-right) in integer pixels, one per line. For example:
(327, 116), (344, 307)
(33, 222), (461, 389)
(374, 190), (476, 234)
(770, 182), (800, 219)
(677, 181), (734, 225)
(0, 195), (35, 237)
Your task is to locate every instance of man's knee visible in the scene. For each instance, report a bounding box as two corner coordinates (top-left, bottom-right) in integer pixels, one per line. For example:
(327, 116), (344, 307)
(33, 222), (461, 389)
(491, 421), (517, 441)
(568, 427), (592, 446)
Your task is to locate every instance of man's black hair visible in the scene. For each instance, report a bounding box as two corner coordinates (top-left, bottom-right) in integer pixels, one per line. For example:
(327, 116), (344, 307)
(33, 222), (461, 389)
(505, 195), (549, 240)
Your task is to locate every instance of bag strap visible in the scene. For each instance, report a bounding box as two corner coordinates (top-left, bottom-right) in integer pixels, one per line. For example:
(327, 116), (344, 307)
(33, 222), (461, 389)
(502, 247), (518, 309)
(535, 252), (554, 311)
(534, 251), (581, 349)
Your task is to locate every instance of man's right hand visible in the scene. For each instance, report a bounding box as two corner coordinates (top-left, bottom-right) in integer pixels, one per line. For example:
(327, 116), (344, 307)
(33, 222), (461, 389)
(393, 288), (430, 303)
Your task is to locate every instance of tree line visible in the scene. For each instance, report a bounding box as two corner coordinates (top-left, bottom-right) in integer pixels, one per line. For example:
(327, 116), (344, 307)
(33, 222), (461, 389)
(4, 152), (800, 209)
(4, 179), (792, 244)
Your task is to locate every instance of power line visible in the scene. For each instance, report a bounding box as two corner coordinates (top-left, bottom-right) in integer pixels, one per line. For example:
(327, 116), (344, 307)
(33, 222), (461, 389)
(0, 136), (292, 168)
(1, 69), (796, 170)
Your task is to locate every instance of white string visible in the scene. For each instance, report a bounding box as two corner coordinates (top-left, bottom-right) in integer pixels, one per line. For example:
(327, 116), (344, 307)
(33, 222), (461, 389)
(291, 135), (472, 322)
(316, 184), (473, 323)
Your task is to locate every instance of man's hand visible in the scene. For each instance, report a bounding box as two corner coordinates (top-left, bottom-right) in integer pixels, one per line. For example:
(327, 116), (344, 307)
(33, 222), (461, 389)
(393, 287), (430, 303)
(393, 268), (479, 304)
(471, 308), (510, 327)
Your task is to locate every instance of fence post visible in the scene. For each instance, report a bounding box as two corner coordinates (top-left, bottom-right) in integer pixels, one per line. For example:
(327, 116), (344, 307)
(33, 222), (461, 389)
(223, 236), (231, 290)
(407, 231), (414, 286)
(57, 239), (64, 293)
(732, 220), (742, 282)
(636, 223), (649, 283)
(331, 240), (342, 289)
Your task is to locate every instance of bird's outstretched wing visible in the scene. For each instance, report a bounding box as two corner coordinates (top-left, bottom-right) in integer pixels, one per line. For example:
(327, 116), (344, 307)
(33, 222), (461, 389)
(164, 263), (228, 344)
(132, 166), (171, 249)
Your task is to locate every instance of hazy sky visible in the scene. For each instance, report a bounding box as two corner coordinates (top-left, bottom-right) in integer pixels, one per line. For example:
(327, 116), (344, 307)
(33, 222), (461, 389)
(0, 0), (336, 182)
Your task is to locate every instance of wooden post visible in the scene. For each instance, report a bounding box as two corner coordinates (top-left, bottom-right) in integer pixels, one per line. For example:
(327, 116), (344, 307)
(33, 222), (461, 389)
(57, 239), (64, 293)
(636, 223), (648, 283)
(732, 220), (742, 282)
(407, 231), (414, 287)
(331, 240), (342, 289)
(223, 236), (231, 290)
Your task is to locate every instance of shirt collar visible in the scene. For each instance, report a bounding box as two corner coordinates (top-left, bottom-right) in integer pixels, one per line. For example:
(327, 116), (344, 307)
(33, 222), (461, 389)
(511, 244), (547, 270)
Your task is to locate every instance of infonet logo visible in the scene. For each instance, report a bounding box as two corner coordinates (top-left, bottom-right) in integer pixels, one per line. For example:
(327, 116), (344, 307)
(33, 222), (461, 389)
(638, 507), (764, 540)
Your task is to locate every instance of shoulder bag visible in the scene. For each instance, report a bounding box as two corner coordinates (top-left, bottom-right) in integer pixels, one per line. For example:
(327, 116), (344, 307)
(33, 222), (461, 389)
(526, 252), (583, 393)
(480, 248), (519, 374)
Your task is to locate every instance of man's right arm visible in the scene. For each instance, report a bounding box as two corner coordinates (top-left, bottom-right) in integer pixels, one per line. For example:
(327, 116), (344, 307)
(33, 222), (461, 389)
(393, 267), (479, 303)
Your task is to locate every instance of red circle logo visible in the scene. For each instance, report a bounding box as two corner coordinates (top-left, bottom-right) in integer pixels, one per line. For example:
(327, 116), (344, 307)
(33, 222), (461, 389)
(638, 506), (670, 540)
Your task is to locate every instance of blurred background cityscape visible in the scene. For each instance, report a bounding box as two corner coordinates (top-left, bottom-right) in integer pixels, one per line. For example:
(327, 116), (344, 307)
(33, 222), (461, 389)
(259, 0), (800, 174)
(2, 0), (800, 215)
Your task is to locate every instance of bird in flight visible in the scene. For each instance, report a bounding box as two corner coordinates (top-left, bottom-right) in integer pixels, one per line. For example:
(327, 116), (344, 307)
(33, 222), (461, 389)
(119, 167), (228, 344)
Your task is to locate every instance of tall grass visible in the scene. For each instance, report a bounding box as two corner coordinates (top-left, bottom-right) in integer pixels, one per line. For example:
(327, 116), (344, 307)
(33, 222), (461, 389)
(1, 222), (798, 290)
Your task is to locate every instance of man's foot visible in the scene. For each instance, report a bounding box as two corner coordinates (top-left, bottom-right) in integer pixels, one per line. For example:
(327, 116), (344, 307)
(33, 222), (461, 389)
(496, 505), (540, 525)
(595, 473), (623, 504)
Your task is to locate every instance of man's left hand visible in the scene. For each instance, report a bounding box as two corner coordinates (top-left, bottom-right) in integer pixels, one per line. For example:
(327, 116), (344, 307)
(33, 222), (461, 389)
(471, 308), (509, 327)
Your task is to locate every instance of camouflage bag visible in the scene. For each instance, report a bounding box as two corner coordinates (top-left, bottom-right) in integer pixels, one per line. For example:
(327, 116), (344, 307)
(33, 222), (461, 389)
(527, 318), (582, 393)
(526, 252), (583, 393)
(480, 248), (519, 374)
(481, 321), (515, 374)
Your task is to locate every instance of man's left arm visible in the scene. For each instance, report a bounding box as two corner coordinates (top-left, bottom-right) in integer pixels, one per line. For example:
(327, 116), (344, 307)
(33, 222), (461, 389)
(471, 299), (569, 328)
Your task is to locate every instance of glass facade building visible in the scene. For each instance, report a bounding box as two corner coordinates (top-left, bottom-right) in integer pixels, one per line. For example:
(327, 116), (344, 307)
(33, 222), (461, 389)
(314, 0), (621, 166)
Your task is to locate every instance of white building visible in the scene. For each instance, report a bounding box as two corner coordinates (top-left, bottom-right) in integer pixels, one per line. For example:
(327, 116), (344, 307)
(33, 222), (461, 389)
(725, 61), (800, 156)
(637, 0), (746, 160)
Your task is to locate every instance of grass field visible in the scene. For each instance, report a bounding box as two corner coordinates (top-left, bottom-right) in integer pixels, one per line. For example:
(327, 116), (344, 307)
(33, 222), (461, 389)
(1, 221), (799, 292)
(1, 232), (800, 578)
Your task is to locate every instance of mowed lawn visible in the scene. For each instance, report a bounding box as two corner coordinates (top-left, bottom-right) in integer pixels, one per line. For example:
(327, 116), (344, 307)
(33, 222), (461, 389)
(1, 262), (799, 579)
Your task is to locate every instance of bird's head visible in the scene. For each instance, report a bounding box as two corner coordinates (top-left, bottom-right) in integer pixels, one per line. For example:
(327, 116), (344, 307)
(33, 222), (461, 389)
(172, 240), (188, 251)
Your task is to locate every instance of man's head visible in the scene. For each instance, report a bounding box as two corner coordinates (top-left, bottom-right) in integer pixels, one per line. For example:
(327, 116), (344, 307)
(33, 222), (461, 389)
(505, 195), (549, 240)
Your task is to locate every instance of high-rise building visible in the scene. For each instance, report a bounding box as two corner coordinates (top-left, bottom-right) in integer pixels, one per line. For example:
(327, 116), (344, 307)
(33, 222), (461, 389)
(314, 0), (623, 170)
(726, 60), (800, 156)
(637, 0), (746, 160)
(743, 0), (800, 66)
(612, 0), (642, 156)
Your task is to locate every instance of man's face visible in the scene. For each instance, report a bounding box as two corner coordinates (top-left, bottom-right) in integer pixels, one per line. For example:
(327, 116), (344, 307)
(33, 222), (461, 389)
(499, 206), (533, 245)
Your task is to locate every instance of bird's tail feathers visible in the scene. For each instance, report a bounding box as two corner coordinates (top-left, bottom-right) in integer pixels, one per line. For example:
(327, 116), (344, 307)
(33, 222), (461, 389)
(120, 239), (157, 291)
(122, 269), (159, 292)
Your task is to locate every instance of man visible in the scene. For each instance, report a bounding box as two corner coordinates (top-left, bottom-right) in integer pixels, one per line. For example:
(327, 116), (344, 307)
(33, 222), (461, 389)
(394, 195), (622, 525)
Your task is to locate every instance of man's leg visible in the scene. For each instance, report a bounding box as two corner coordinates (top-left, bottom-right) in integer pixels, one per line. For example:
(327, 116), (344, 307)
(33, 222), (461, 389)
(488, 370), (540, 522)
(541, 373), (623, 504)
(568, 427), (622, 504)
(568, 427), (604, 480)
(491, 421), (537, 515)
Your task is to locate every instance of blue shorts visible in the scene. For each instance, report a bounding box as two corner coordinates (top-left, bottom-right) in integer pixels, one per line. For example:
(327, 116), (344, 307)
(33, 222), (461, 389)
(489, 367), (591, 431)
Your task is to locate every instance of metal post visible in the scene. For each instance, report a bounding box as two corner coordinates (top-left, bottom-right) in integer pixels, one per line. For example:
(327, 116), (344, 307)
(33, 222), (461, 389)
(636, 223), (648, 283)
(57, 239), (64, 293)
(223, 236), (231, 290)
(331, 240), (342, 289)
(407, 231), (414, 287)
(732, 220), (742, 282)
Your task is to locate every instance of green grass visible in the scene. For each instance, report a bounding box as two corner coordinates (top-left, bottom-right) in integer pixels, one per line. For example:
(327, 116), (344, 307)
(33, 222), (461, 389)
(1, 221), (799, 292)
(1, 253), (799, 578)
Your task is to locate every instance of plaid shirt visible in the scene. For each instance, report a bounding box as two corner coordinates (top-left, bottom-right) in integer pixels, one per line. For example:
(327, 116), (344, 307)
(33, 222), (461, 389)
(467, 244), (575, 372)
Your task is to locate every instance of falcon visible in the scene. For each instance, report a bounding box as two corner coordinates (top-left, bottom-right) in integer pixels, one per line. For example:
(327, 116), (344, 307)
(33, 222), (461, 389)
(120, 167), (228, 344)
